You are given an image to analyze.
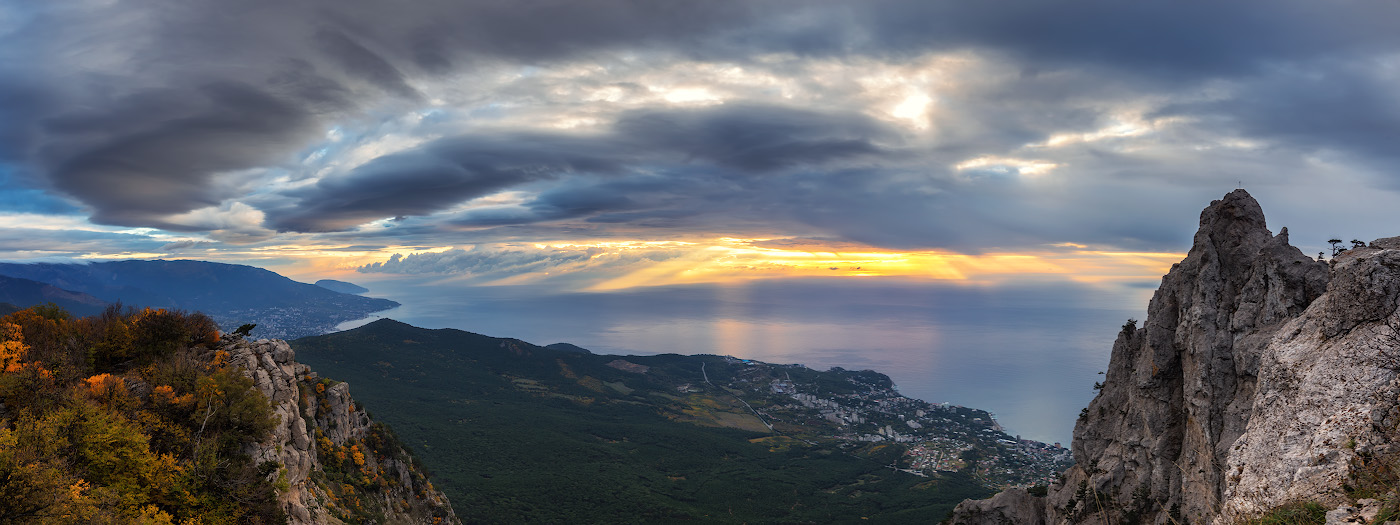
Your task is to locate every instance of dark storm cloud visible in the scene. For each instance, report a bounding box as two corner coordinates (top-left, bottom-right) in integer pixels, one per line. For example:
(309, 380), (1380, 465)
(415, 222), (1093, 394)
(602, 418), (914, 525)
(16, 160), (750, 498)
(0, 80), (54, 163)
(615, 104), (892, 172)
(270, 133), (630, 232)
(1160, 63), (1400, 169)
(42, 82), (318, 226)
(313, 29), (422, 100)
(420, 1), (757, 62)
(5, 0), (1400, 254)
(280, 104), (896, 232)
(856, 1), (1400, 77)
(0, 0), (765, 230)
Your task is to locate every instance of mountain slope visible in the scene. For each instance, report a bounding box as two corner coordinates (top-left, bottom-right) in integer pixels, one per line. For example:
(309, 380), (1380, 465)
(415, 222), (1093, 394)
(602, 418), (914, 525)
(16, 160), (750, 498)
(291, 319), (1068, 522)
(0, 260), (398, 339)
(314, 279), (369, 294)
(953, 190), (1400, 524)
(0, 274), (107, 316)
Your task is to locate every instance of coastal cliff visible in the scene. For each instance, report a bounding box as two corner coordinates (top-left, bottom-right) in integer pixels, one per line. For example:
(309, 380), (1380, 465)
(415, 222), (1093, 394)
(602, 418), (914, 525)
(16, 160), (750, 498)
(953, 190), (1400, 524)
(228, 338), (458, 524)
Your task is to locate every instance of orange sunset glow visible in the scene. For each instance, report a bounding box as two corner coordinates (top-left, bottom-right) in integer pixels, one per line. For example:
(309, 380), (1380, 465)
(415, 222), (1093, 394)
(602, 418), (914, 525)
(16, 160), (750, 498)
(197, 238), (1184, 292)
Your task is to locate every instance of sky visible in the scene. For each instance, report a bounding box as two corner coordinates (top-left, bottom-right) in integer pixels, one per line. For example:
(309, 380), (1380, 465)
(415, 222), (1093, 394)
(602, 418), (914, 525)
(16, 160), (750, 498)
(3, 0), (1399, 286)
(6, 1), (1400, 442)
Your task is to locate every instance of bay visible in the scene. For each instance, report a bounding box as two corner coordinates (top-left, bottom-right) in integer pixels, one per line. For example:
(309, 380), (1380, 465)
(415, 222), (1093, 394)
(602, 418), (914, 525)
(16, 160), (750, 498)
(336, 276), (1151, 444)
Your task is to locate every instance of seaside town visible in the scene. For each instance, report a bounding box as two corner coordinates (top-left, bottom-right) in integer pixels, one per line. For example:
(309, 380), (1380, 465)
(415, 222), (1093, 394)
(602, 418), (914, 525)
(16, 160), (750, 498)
(697, 356), (1074, 489)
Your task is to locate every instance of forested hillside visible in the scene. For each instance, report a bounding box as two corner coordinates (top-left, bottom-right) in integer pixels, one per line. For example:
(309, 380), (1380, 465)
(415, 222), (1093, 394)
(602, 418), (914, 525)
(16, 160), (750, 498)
(293, 319), (1065, 523)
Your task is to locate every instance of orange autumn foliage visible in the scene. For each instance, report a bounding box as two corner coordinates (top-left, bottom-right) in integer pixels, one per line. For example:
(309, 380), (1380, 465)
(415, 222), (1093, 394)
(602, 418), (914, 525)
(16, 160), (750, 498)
(1, 321), (29, 372)
(150, 384), (194, 407)
(351, 444), (366, 467)
(85, 373), (127, 398)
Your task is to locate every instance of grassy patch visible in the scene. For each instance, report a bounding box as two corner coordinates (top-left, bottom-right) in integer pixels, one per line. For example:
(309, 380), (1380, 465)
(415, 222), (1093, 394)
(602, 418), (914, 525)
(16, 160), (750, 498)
(1238, 502), (1327, 525)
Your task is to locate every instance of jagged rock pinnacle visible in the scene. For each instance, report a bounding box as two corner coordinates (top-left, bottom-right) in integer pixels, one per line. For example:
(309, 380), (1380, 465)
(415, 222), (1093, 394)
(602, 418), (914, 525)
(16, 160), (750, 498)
(1190, 189), (1271, 282)
(952, 190), (1334, 525)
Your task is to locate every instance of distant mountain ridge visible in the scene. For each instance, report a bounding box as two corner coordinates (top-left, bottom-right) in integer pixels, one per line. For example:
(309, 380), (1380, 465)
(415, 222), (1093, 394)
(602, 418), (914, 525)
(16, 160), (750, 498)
(544, 342), (592, 354)
(0, 273), (107, 316)
(313, 279), (369, 294)
(0, 260), (398, 339)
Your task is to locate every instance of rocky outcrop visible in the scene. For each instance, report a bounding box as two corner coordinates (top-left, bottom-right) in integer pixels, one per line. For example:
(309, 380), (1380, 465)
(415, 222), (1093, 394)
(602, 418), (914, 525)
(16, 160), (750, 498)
(1221, 246), (1400, 520)
(227, 338), (458, 524)
(953, 488), (1047, 524)
(951, 189), (1400, 524)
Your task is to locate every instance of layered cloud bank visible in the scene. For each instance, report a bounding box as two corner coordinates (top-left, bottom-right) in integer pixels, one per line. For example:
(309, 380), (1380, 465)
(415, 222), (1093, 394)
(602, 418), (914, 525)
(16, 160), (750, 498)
(2, 1), (1399, 283)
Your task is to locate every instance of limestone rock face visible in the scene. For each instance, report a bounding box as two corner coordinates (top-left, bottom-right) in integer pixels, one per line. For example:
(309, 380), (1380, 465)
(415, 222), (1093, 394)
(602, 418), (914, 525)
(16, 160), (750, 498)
(1063, 190), (1329, 524)
(227, 339), (325, 523)
(226, 338), (458, 524)
(953, 190), (1367, 525)
(1221, 248), (1400, 520)
(951, 488), (1047, 524)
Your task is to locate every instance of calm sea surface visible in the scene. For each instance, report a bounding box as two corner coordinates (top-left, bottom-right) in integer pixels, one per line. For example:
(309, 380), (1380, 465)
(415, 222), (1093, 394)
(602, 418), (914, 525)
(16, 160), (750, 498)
(335, 276), (1151, 444)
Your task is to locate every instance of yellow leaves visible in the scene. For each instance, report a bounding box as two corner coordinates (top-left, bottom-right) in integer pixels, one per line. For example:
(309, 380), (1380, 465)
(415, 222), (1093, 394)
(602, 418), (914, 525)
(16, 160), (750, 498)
(0, 321), (29, 373)
(68, 479), (91, 501)
(195, 377), (224, 401)
(135, 505), (175, 525)
(150, 452), (185, 490)
(210, 349), (229, 369)
(315, 382), (326, 394)
(351, 444), (366, 466)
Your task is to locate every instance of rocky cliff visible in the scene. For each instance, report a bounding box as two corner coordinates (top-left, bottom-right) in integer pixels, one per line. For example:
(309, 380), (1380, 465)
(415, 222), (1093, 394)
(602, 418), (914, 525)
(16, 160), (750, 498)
(953, 190), (1400, 524)
(226, 338), (458, 524)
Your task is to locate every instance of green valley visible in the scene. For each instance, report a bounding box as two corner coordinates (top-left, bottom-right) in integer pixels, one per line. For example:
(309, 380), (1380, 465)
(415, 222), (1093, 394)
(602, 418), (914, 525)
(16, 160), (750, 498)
(292, 319), (1070, 523)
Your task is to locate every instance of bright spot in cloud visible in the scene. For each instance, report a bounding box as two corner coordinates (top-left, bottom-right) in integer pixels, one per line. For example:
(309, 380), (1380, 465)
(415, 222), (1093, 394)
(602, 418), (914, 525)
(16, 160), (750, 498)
(955, 156), (1060, 177)
(891, 94), (932, 128)
(1036, 114), (1187, 148)
(164, 202), (266, 231)
(0, 213), (117, 232)
(662, 87), (724, 104)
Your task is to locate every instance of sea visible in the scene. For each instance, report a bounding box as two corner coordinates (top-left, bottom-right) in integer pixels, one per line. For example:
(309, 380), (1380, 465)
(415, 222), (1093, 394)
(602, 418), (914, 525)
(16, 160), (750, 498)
(335, 276), (1152, 445)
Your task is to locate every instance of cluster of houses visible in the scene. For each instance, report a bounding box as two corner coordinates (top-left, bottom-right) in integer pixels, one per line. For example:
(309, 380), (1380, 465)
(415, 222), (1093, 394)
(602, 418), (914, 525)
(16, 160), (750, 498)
(730, 368), (1072, 488)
